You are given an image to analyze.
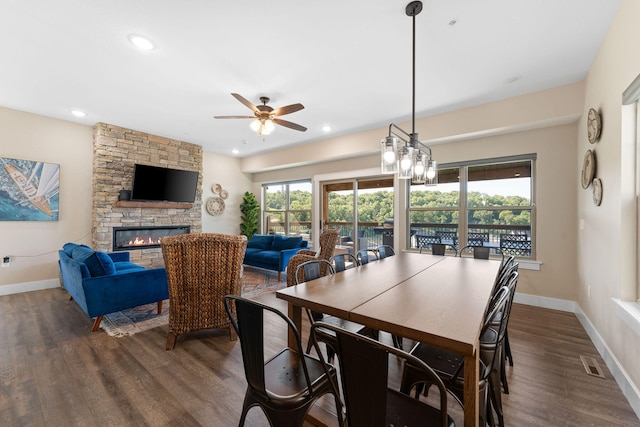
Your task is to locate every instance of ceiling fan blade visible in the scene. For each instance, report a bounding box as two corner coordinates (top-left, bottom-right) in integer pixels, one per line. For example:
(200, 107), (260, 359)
(271, 103), (304, 117)
(213, 115), (255, 119)
(273, 118), (307, 132)
(231, 93), (259, 113)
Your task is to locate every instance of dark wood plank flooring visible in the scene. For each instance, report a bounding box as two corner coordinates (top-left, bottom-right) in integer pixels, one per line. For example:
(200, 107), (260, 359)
(0, 287), (638, 426)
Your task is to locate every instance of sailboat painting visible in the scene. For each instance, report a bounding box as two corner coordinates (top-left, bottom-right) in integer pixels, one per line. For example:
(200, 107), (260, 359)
(0, 157), (59, 221)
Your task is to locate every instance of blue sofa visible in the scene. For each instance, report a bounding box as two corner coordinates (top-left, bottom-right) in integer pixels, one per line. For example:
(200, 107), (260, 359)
(242, 234), (308, 280)
(58, 243), (169, 332)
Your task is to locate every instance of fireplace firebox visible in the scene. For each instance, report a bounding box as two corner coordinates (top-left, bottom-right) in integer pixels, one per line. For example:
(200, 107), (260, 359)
(112, 226), (190, 251)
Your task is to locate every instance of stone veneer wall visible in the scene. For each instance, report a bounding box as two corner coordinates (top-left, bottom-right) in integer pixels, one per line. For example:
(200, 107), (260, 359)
(92, 122), (202, 268)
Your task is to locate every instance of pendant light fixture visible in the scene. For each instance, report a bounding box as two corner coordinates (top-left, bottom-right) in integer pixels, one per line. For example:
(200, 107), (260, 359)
(380, 1), (437, 186)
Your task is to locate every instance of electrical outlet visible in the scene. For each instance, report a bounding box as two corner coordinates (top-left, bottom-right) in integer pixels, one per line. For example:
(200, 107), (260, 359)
(1, 256), (9, 268)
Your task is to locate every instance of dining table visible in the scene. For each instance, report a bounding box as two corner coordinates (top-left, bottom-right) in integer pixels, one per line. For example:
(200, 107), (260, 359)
(276, 252), (501, 427)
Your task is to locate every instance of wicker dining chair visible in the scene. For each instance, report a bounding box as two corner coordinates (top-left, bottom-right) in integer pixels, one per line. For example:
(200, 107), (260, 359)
(286, 228), (339, 287)
(161, 233), (247, 350)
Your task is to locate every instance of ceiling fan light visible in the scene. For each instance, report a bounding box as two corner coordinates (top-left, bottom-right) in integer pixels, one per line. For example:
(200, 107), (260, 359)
(250, 119), (261, 132)
(263, 119), (275, 133)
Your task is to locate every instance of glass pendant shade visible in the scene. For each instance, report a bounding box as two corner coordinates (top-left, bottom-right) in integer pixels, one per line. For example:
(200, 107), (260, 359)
(398, 146), (414, 179)
(411, 151), (427, 184)
(381, 136), (398, 174)
(424, 160), (438, 186)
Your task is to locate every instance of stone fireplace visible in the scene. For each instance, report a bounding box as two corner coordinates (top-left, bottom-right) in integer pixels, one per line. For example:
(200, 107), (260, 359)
(92, 123), (202, 268)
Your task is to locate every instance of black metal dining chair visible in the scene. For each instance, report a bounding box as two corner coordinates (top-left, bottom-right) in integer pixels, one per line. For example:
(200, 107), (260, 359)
(223, 295), (344, 427)
(311, 322), (454, 427)
(330, 252), (359, 272)
(295, 259), (376, 363)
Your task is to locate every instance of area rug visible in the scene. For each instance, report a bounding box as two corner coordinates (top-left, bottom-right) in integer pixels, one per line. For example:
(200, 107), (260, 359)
(99, 266), (286, 337)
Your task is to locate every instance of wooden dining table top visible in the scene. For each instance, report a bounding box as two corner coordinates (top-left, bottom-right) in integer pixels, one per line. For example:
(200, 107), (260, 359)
(350, 255), (501, 356)
(276, 252), (445, 319)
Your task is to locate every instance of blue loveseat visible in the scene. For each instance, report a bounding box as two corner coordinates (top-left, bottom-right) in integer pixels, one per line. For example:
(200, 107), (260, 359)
(242, 234), (308, 280)
(58, 243), (169, 332)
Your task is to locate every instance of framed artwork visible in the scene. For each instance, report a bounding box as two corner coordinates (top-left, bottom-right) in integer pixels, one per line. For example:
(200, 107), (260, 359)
(0, 157), (59, 221)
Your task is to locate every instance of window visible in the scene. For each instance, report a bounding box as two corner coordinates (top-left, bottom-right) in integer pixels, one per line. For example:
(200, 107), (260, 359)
(263, 180), (312, 237)
(408, 155), (536, 258)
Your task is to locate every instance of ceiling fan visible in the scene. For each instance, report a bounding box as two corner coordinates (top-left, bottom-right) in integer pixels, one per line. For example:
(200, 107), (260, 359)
(214, 93), (307, 135)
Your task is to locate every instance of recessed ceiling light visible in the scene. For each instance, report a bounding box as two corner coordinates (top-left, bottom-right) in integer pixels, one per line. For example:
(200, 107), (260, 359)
(232, 149), (239, 155)
(128, 34), (155, 51)
(322, 125), (332, 132)
(70, 110), (86, 117)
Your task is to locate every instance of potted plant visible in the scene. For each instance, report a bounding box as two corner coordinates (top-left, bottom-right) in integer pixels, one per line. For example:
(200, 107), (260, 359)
(240, 191), (259, 239)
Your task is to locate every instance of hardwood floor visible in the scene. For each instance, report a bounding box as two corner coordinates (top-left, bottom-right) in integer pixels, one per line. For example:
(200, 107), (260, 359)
(0, 287), (638, 426)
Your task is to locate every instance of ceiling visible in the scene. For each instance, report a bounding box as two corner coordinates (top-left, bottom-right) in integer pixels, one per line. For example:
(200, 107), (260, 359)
(0, 0), (620, 158)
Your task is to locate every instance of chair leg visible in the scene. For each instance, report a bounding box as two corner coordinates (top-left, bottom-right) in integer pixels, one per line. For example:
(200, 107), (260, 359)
(229, 326), (238, 341)
(157, 300), (163, 314)
(91, 315), (103, 332)
(278, 271), (281, 281)
(166, 332), (178, 350)
(505, 331), (514, 366)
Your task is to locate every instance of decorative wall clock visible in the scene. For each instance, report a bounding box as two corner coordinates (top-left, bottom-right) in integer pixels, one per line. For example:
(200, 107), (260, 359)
(587, 108), (602, 144)
(592, 178), (603, 206)
(581, 149), (596, 189)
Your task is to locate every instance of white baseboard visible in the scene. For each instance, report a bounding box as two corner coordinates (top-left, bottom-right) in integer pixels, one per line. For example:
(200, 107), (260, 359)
(0, 278), (61, 296)
(515, 292), (640, 420)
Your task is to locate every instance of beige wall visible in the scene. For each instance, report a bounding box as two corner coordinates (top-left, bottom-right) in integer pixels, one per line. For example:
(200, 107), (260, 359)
(579, 0), (640, 398)
(0, 107), (94, 288)
(201, 151), (253, 235)
(250, 86), (581, 303)
(0, 108), (252, 291)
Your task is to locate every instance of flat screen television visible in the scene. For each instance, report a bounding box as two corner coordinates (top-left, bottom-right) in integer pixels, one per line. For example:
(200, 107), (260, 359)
(130, 164), (199, 203)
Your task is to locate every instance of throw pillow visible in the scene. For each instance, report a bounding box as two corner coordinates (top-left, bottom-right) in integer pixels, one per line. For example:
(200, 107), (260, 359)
(247, 234), (274, 250)
(69, 245), (116, 277)
(271, 235), (303, 251)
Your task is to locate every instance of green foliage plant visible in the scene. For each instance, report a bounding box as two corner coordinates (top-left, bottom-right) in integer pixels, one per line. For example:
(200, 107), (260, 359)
(240, 191), (260, 239)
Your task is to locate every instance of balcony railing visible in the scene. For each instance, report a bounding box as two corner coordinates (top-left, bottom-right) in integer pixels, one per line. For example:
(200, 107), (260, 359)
(267, 221), (532, 257)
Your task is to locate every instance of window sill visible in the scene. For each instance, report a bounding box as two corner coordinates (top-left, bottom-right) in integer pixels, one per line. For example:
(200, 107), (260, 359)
(518, 259), (541, 271)
(613, 298), (640, 337)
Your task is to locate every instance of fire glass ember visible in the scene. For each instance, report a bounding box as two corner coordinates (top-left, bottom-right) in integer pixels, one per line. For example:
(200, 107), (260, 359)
(112, 226), (190, 251)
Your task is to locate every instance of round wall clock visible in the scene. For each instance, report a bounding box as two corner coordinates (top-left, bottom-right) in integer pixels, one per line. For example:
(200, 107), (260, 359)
(592, 178), (603, 206)
(581, 149), (596, 189)
(206, 196), (225, 216)
(587, 108), (602, 144)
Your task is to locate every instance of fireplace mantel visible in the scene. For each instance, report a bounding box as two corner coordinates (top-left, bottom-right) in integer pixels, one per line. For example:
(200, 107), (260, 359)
(115, 201), (193, 209)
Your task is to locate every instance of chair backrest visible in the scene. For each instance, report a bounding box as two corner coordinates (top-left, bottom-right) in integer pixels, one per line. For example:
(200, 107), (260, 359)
(458, 245), (490, 259)
(330, 252), (359, 272)
(295, 259), (336, 284)
(430, 243), (446, 256)
(500, 234), (532, 257)
(356, 249), (378, 265)
(467, 232), (489, 247)
(161, 233), (247, 331)
(223, 295), (314, 399)
(316, 228), (340, 261)
(482, 284), (510, 355)
(311, 322), (451, 427)
(376, 245), (395, 259)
